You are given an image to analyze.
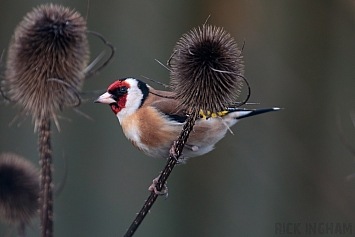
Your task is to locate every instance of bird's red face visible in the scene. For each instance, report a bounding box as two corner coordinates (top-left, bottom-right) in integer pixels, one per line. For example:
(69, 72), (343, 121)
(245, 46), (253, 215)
(94, 79), (130, 115)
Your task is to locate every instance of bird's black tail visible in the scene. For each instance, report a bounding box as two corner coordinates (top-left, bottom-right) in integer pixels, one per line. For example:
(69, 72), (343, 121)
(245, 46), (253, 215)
(227, 107), (281, 120)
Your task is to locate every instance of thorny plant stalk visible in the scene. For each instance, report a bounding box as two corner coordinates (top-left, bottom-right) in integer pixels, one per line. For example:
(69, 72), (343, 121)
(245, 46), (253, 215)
(124, 112), (197, 237)
(38, 117), (53, 237)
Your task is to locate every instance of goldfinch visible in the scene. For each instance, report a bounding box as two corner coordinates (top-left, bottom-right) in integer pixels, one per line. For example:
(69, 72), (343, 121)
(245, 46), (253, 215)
(94, 77), (279, 160)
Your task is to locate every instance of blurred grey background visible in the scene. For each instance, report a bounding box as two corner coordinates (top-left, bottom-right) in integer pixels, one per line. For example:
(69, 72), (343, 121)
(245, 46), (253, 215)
(1, 0), (355, 236)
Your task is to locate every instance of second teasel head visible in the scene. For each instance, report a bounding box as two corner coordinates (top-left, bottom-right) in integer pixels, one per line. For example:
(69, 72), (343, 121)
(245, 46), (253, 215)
(169, 24), (244, 115)
(0, 153), (39, 225)
(5, 4), (89, 127)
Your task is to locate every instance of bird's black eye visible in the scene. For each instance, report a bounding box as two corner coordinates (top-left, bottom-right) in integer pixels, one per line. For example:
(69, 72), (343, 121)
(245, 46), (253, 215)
(120, 86), (127, 93)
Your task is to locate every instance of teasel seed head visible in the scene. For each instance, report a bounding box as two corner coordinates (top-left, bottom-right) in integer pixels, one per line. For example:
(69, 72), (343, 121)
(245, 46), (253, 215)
(5, 4), (89, 127)
(169, 24), (244, 115)
(0, 153), (39, 225)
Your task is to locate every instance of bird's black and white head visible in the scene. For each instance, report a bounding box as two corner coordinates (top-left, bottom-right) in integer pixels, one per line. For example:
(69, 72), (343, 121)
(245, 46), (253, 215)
(94, 78), (149, 120)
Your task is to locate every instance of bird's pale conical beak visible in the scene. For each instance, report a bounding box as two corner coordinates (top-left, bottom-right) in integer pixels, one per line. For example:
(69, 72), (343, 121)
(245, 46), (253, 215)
(94, 92), (116, 104)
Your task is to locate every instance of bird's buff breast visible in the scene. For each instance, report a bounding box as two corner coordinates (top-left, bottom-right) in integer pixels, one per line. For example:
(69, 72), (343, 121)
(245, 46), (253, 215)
(119, 109), (181, 158)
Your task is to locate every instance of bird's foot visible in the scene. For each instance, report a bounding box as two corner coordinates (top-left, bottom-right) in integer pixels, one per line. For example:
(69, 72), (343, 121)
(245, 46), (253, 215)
(148, 175), (168, 199)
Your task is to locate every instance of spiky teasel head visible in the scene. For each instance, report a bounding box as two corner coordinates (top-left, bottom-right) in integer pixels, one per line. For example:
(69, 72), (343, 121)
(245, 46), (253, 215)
(0, 153), (39, 225)
(5, 4), (89, 128)
(169, 24), (244, 116)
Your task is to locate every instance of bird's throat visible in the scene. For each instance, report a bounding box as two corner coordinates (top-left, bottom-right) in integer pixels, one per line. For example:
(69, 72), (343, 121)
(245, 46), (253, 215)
(110, 103), (121, 114)
(110, 94), (127, 115)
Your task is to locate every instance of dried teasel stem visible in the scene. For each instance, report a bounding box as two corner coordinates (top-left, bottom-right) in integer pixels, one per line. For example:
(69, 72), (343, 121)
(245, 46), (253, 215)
(18, 222), (26, 237)
(38, 117), (53, 237)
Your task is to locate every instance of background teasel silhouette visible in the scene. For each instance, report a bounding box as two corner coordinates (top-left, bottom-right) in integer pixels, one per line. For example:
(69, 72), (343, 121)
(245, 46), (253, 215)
(0, 153), (39, 234)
